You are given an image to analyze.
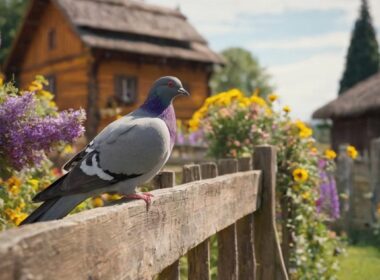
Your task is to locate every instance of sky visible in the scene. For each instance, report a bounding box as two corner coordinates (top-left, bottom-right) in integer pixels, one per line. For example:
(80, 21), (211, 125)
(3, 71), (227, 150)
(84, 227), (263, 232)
(147, 0), (380, 121)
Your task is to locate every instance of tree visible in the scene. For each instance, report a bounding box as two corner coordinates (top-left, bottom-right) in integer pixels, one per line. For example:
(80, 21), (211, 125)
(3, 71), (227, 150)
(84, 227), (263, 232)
(339, 0), (380, 94)
(0, 0), (28, 67)
(210, 47), (274, 96)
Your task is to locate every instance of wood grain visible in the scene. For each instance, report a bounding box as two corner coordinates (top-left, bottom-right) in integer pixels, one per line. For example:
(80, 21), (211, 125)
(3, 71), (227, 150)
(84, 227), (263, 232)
(187, 164), (210, 280)
(253, 146), (289, 280)
(217, 159), (238, 280)
(154, 171), (179, 280)
(236, 157), (256, 279)
(0, 171), (260, 280)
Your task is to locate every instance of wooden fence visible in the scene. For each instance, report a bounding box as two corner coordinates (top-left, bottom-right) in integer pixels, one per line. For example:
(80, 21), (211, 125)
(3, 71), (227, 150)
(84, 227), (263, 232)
(336, 139), (380, 233)
(0, 146), (288, 280)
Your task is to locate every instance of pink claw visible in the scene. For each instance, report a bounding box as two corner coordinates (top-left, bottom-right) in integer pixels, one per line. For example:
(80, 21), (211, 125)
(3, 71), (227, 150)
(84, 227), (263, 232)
(124, 193), (154, 210)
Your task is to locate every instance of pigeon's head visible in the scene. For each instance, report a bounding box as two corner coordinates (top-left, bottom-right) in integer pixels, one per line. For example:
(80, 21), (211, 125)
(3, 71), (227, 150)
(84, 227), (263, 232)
(148, 76), (190, 105)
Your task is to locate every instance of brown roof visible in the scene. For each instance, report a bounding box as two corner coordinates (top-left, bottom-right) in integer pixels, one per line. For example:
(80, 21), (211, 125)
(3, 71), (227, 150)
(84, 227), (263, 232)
(312, 72), (380, 119)
(57, 0), (207, 44)
(4, 0), (223, 72)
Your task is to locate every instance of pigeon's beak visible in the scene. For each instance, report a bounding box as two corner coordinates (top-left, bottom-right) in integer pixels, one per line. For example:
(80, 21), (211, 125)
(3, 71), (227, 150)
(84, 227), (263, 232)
(178, 87), (190, 96)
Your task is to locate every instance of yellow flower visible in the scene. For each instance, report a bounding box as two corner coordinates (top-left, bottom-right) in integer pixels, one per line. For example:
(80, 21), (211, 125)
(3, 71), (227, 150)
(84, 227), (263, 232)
(302, 191), (311, 200)
(250, 95), (266, 107)
(63, 145), (73, 154)
(268, 93), (278, 102)
(346, 145), (358, 159)
(0, 74), (4, 86)
(299, 127), (313, 138)
(19, 200), (26, 210)
(228, 88), (244, 99)
(28, 179), (39, 190)
(4, 208), (27, 225)
(204, 95), (219, 106)
(92, 197), (104, 207)
(238, 97), (251, 108)
(324, 149), (337, 160)
(283, 105), (291, 113)
(310, 147), (318, 154)
(189, 108), (206, 132)
(28, 81), (43, 92)
(37, 90), (53, 100)
(295, 120), (313, 138)
(6, 176), (22, 196)
(189, 117), (200, 132)
(105, 193), (123, 201)
(49, 101), (57, 108)
(4, 208), (16, 220)
(292, 168), (309, 183)
(14, 212), (28, 226)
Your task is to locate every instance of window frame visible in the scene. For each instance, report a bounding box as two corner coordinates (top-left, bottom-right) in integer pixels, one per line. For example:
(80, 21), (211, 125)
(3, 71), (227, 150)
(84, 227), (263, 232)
(114, 75), (138, 105)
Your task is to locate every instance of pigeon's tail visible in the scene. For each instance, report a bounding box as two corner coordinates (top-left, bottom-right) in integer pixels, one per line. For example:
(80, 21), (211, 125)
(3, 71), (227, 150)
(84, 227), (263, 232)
(20, 194), (86, 225)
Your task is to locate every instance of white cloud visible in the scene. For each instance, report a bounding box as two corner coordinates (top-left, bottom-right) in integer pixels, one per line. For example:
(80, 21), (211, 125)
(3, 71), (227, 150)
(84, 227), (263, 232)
(269, 51), (345, 120)
(146, 0), (380, 121)
(250, 32), (350, 50)
(148, 0), (380, 34)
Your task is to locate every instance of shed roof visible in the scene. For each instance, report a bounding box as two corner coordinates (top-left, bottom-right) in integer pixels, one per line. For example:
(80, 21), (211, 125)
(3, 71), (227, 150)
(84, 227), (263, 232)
(4, 0), (223, 73)
(312, 72), (380, 119)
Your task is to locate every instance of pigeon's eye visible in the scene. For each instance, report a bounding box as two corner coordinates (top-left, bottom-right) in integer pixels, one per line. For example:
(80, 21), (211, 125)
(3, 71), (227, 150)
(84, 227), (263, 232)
(167, 81), (174, 88)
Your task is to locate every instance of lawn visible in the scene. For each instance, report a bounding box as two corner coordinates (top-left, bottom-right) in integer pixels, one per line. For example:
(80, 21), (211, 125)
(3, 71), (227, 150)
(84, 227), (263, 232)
(338, 246), (380, 280)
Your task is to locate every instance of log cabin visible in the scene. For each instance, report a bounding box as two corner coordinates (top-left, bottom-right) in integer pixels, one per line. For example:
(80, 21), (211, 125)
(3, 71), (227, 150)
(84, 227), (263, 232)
(4, 0), (223, 138)
(313, 72), (380, 154)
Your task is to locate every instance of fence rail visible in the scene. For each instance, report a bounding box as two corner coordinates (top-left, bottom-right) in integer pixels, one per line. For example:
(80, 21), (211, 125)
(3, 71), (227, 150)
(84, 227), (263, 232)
(0, 145), (288, 280)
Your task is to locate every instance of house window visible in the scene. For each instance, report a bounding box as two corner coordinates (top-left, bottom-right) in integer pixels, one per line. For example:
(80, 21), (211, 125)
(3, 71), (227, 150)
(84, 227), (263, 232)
(45, 75), (56, 96)
(115, 76), (137, 104)
(48, 29), (56, 50)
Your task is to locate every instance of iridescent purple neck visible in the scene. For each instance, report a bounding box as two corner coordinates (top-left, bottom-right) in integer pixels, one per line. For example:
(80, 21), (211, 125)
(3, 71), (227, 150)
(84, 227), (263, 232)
(141, 97), (176, 149)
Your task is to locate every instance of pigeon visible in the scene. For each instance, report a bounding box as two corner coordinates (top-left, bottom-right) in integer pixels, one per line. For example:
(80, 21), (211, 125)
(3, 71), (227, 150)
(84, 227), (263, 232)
(20, 76), (189, 225)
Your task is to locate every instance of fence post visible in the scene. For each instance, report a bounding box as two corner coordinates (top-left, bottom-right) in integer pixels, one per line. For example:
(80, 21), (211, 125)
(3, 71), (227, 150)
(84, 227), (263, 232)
(336, 144), (354, 233)
(253, 145), (288, 280)
(154, 171), (180, 280)
(217, 159), (238, 280)
(370, 138), (380, 222)
(236, 157), (256, 280)
(187, 163), (217, 280)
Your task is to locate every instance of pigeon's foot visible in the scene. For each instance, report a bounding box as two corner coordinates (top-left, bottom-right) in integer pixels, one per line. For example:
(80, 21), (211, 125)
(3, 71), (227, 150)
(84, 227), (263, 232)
(124, 193), (154, 210)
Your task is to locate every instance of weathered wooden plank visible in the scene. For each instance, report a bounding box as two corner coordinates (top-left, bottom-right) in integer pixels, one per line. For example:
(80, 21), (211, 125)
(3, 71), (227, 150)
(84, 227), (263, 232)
(154, 171), (179, 280)
(253, 146), (289, 280)
(236, 157), (256, 279)
(188, 163), (211, 280)
(236, 215), (255, 280)
(0, 171), (261, 280)
(217, 159), (238, 280)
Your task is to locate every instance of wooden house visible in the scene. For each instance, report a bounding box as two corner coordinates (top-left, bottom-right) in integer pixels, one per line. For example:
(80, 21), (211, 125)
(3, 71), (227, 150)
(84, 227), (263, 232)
(4, 0), (223, 138)
(313, 72), (380, 153)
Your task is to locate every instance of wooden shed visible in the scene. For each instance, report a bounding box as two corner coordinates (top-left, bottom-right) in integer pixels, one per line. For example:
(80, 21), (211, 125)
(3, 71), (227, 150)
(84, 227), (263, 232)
(313, 72), (380, 153)
(4, 0), (223, 138)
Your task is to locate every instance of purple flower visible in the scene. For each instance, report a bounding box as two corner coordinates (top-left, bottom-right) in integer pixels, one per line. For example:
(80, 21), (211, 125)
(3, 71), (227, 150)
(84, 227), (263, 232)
(176, 131), (185, 145)
(0, 92), (85, 170)
(317, 171), (340, 220)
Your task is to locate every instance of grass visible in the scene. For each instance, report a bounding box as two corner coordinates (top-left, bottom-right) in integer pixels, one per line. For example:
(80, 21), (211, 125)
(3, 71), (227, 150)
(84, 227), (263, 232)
(338, 246), (380, 280)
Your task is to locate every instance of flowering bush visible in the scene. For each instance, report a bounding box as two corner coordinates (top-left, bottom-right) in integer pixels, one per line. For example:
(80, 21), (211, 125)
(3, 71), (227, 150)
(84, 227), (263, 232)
(189, 89), (344, 279)
(0, 76), (86, 229)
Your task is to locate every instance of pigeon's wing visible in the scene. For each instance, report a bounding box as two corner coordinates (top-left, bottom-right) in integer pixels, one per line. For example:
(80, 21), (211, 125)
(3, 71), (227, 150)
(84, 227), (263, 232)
(62, 115), (137, 171)
(97, 117), (171, 175)
(34, 117), (170, 202)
